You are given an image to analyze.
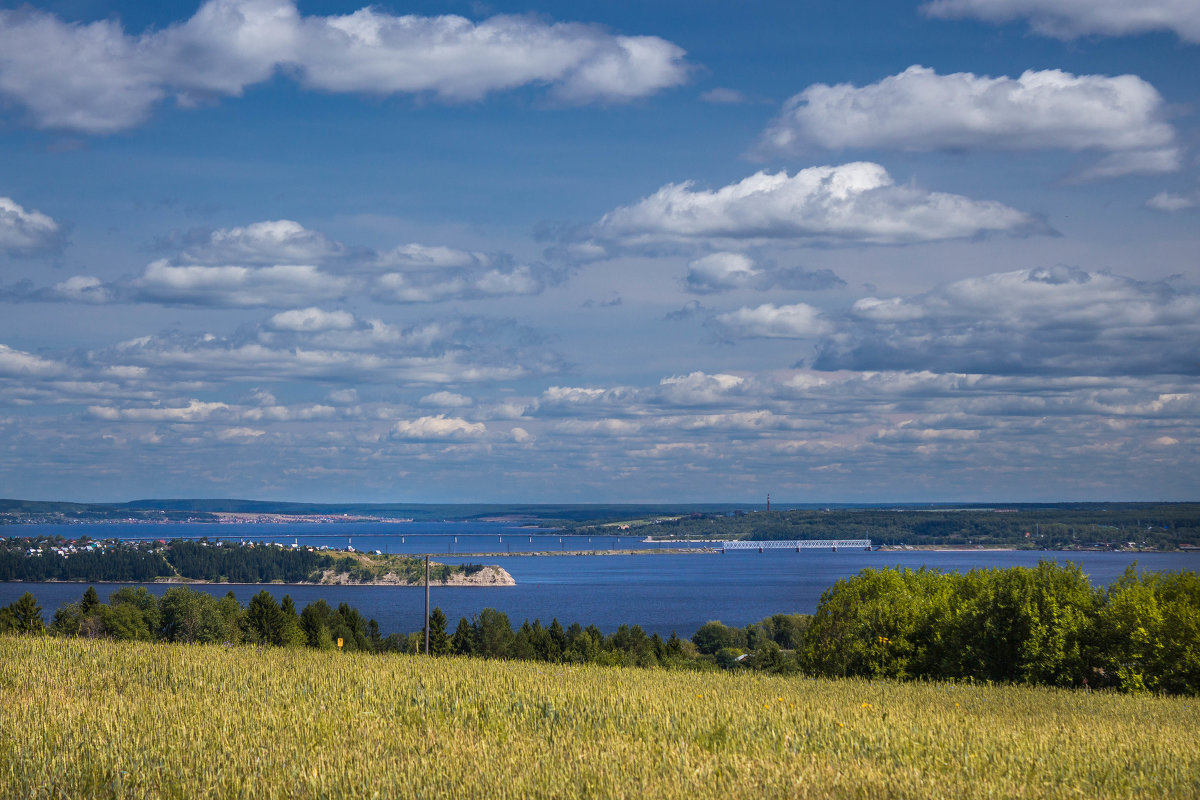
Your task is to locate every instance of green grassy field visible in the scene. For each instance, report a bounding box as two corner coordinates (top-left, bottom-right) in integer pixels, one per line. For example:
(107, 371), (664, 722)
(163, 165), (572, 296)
(2, 636), (1197, 799)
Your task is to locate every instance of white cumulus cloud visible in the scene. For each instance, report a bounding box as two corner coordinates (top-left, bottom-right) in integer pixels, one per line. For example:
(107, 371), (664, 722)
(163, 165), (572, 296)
(389, 414), (487, 441)
(131, 261), (353, 307)
(0, 196), (62, 256)
(762, 66), (1179, 179)
(371, 264), (552, 303)
(14, 216), (561, 307)
(88, 399), (231, 422)
(591, 162), (1041, 248)
(96, 316), (559, 385)
(179, 220), (344, 265)
(0, 0), (689, 133)
(657, 371), (746, 405)
(51, 276), (111, 304)
(713, 303), (831, 339)
(0, 343), (66, 378)
(267, 307), (357, 332)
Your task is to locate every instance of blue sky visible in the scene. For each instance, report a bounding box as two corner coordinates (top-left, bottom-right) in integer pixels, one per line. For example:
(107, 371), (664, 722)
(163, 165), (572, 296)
(0, 0), (1197, 503)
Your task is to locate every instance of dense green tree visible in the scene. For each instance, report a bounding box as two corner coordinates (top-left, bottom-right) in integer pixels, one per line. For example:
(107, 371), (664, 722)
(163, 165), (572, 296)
(9, 592), (44, 634)
(240, 591), (303, 647)
(79, 586), (100, 615)
(380, 632), (407, 653)
(243, 591), (287, 646)
(802, 567), (948, 679)
(755, 614), (809, 650)
(548, 619), (567, 657)
(563, 628), (601, 664)
(801, 562), (1117, 689)
(366, 619), (383, 651)
(750, 640), (785, 673)
(509, 621), (537, 661)
(50, 602), (83, 637)
(1149, 571), (1200, 694)
(428, 607), (450, 656)
(526, 620), (557, 662)
(937, 562), (1096, 686)
(399, 632), (423, 654)
(1094, 566), (1200, 694)
(217, 591), (245, 644)
(158, 587), (229, 644)
(691, 621), (746, 656)
(109, 587), (162, 636)
(325, 603), (368, 652)
(474, 609), (513, 658)
(608, 624), (657, 667)
(300, 600), (335, 650)
(98, 602), (154, 641)
(715, 647), (745, 670)
(451, 617), (475, 656)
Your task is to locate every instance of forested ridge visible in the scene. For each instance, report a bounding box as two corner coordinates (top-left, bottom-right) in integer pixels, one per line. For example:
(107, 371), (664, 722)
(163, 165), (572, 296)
(603, 504), (1200, 549)
(0, 538), (482, 584)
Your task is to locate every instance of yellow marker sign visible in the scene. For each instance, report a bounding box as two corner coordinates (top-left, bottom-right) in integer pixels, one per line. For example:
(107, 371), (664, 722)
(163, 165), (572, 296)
(337, 638), (343, 649)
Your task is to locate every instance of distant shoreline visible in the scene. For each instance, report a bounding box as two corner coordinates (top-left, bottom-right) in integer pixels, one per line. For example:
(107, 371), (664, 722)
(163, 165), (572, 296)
(3, 569), (516, 588)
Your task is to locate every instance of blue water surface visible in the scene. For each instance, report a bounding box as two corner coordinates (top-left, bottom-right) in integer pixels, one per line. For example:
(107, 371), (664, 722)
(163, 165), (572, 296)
(2, 523), (1196, 637)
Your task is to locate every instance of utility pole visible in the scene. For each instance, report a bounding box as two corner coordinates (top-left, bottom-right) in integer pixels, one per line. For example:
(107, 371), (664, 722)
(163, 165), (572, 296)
(424, 554), (430, 655)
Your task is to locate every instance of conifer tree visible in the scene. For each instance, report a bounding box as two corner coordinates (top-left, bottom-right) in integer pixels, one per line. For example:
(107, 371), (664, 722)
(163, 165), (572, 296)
(80, 586), (100, 614)
(429, 607), (451, 655)
(11, 592), (44, 634)
(451, 617), (474, 656)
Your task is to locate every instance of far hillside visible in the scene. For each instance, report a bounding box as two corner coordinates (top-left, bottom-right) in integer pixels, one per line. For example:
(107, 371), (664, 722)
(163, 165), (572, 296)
(570, 504), (1200, 550)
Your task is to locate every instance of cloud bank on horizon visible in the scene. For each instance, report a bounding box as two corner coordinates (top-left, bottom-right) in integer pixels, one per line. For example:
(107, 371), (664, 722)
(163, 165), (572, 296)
(0, 0), (1195, 503)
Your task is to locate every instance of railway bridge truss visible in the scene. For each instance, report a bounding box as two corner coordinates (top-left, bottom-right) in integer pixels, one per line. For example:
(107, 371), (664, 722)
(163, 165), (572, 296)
(720, 539), (872, 552)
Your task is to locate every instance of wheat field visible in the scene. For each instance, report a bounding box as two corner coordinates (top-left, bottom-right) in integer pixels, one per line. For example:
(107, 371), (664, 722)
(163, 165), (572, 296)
(2, 635), (1197, 799)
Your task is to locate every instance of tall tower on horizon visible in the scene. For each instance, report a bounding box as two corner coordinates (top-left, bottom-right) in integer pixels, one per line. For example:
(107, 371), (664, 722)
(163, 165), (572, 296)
(767, 493), (770, 512)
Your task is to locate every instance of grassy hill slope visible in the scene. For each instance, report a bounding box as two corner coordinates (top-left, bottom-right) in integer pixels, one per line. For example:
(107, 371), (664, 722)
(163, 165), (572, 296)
(2, 636), (1197, 799)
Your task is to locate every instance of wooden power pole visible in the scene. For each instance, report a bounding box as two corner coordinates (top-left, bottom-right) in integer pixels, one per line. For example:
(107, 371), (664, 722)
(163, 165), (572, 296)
(424, 554), (430, 655)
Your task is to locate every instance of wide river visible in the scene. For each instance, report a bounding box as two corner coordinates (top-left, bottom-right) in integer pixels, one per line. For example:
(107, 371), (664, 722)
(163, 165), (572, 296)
(3, 522), (1196, 637)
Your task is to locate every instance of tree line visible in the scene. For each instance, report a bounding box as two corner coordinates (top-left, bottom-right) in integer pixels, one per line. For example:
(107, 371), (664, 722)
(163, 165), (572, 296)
(0, 584), (805, 670)
(801, 561), (1199, 694)
(0, 538), (481, 584)
(0, 586), (386, 651)
(2, 561), (1196, 694)
(603, 504), (1200, 549)
(0, 538), (170, 582)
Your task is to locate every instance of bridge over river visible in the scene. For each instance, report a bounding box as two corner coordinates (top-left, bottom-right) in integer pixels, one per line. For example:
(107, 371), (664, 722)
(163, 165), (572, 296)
(721, 539), (872, 552)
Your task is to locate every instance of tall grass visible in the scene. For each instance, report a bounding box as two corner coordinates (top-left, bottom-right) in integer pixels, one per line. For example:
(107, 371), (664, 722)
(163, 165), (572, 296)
(2, 635), (1197, 799)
